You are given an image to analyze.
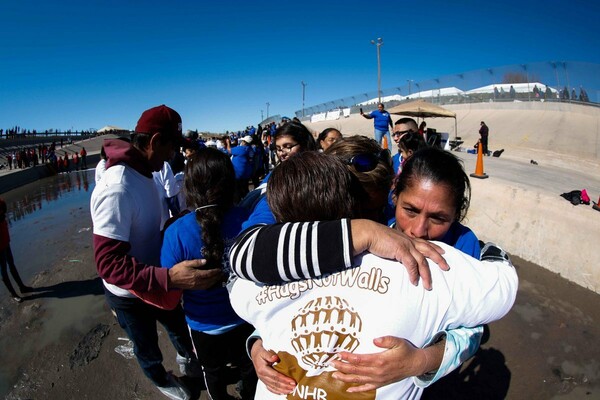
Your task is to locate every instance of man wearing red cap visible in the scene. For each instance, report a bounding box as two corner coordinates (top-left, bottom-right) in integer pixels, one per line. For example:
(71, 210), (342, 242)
(91, 105), (221, 400)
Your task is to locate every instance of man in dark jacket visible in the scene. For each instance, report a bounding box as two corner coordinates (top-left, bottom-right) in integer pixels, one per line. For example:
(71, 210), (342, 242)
(479, 121), (489, 155)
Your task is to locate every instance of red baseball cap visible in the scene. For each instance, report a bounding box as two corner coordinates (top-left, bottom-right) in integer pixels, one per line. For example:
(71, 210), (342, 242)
(135, 105), (183, 142)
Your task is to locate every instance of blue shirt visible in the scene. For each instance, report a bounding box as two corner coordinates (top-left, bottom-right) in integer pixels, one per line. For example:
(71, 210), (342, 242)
(161, 208), (249, 332)
(230, 145), (254, 180)
(369, 109), (392, 131)
(241, 195), (276, 230)
(392, 152), (402, 176)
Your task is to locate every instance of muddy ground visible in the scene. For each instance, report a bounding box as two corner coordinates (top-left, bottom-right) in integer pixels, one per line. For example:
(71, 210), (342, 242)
(1, 204), (600, 400)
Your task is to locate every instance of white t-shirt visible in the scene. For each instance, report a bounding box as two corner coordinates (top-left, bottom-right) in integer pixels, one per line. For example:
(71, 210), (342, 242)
(91, 162), (162, 297)
(174, 171), (187, 212)
(229, 243), (518, 400)
(94, 159), (106, 183)
(152, 161), (178, 230)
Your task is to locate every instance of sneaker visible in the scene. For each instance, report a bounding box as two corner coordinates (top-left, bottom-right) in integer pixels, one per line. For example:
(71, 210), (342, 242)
(12, 296), (22, 303)
(176, 354), (203, 378)
(156, 374), (191, 400)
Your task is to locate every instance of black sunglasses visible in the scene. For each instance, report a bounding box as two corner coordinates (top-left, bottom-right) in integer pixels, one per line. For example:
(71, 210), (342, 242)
(345, 149), (392, 172)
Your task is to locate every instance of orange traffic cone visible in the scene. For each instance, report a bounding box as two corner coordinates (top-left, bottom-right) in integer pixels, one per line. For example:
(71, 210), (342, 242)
(382, 135), (389, 150)
(470, 141), (489, 179)
(593, 196), (600, 212)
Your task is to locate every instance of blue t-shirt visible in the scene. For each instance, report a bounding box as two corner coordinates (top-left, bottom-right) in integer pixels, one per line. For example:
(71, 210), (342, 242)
(241, 195), (276, 230)
(392, 152), (402, 176)
(369, 109), (392, 131)
(230, 146), (254, 180)
(161, 207), (249, 332)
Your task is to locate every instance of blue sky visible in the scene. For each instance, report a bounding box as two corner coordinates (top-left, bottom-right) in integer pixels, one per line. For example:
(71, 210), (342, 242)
(1, 0), (599, 133)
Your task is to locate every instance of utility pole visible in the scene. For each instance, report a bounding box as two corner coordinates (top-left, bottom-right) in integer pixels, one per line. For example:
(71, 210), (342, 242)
(563, 62), (571, 102)
(488, 68), (496, 101)
(371, 37), (383, 103)
(301, 81), (307, 118)
(522, 64), (531, 102)
(551, 62), (560, 89)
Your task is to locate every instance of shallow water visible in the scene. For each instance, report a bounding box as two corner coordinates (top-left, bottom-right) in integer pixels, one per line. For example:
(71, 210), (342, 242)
(2, 169), (94, 282)
(0, 169), (101, 396)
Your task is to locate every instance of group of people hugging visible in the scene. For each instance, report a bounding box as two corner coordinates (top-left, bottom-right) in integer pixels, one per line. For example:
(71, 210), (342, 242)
(91, 104), (517, 400)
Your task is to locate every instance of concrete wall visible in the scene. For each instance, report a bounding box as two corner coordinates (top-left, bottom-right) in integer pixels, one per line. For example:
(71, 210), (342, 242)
(467, 177), (600, 294)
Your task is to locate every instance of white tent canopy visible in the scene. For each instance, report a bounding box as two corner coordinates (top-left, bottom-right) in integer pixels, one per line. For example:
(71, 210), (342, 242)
(97, 125), (128, 133)
(465, 82), (557, 95)
(358, 87), (465, 105)
(400, 87), (465, 100)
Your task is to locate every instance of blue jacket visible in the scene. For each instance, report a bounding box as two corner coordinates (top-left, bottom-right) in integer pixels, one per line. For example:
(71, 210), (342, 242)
(230, 145), (254, 180)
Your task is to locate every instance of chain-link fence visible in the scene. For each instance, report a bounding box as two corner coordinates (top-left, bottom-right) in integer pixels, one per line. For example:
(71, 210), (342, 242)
(295, 61), (599, 119)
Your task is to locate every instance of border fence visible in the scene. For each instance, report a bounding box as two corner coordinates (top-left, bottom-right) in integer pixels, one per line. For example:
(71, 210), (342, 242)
(295, 61), (600, 121)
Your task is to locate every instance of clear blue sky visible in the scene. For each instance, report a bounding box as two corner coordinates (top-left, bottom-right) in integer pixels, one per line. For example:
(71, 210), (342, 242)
(1, 0), (598, 133)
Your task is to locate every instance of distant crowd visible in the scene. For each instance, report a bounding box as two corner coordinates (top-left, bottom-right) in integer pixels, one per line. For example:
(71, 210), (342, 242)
(1, 141), (88, 173)
(0, 127), (96, 138)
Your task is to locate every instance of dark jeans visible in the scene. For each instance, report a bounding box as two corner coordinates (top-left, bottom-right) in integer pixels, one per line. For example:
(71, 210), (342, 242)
(191, 323), (257, 400)
(104, 288), (195, 386)
(0, 246), (26, 297)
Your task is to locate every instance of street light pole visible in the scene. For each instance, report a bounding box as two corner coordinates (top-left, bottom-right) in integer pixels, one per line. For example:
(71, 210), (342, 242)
(301, 81), (307, 118)
(522, 64), (530, 102)
(371, 37), (383, 103)
(266, 102), (270, 119)
(407, 79), (413, 95)
(488, 68), (495, 101)
(551, 62), (560, 91)
(563, 62), (571, 103)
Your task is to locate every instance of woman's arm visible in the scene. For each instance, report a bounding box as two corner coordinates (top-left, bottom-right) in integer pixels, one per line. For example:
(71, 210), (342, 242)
(230, 220), (353, 284)
(230, 219), (448, 289)
(329, 326), (484, 392)
(414, 326), (484, 387)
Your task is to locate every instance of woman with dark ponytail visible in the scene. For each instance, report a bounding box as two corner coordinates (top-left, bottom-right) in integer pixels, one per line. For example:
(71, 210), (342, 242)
(161, 147), (257, 399)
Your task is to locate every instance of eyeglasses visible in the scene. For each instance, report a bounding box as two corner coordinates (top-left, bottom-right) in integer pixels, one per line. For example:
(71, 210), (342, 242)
(392, 129), (414, 138)
(345, 149), (392, 172)
(275, 143), (300, 154)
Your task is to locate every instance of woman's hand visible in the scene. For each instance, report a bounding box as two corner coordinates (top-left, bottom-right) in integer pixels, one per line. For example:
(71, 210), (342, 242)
(251, 339), (297, 395)
(329, 336), (443, 392)
(350, 219), (449, 290)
